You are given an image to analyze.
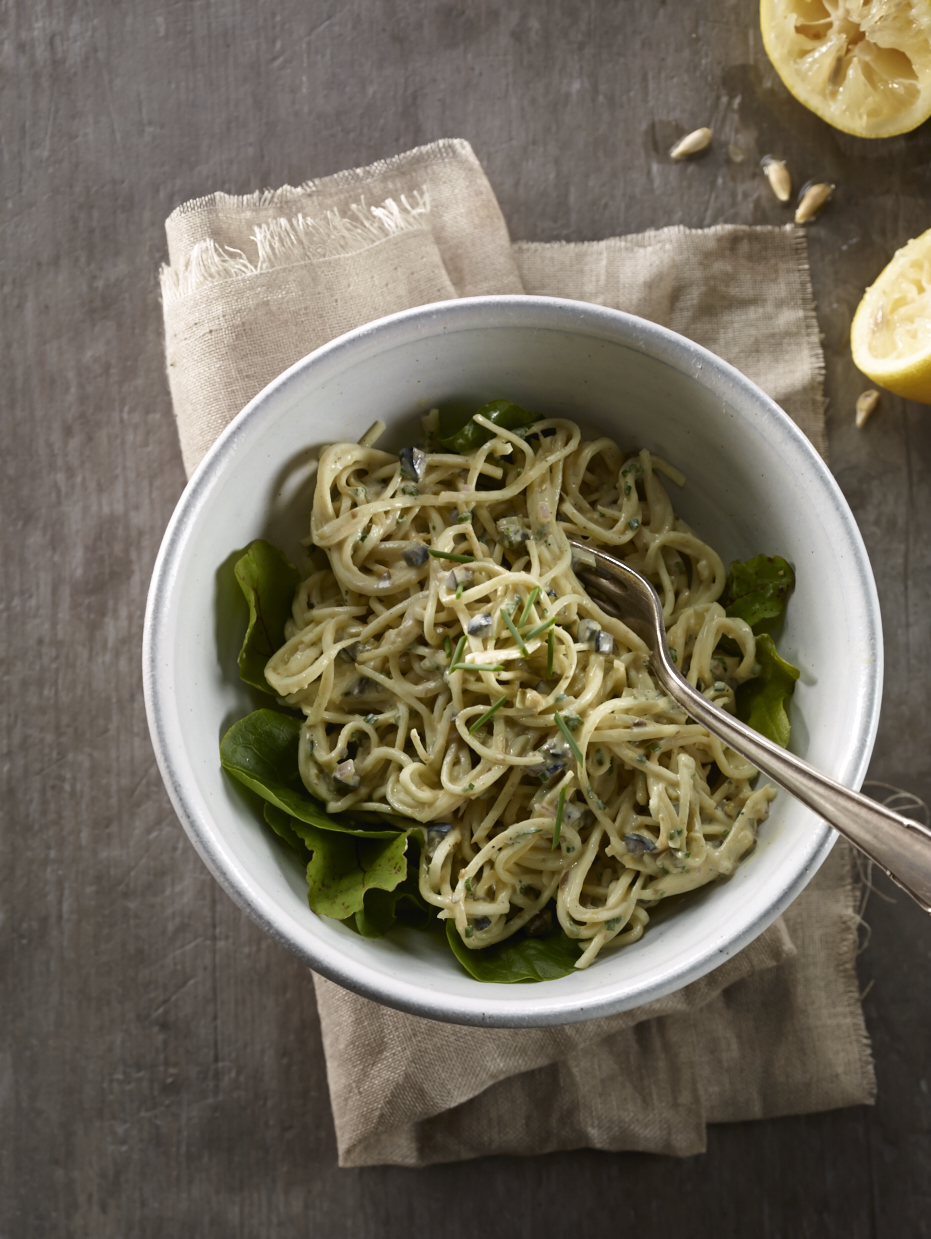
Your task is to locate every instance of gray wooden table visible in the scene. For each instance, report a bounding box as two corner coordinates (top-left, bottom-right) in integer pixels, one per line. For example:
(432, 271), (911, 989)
(4, 2), (930, 1235)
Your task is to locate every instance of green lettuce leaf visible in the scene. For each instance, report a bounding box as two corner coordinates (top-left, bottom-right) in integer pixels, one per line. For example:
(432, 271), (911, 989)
(264, 802), (432, 937)
(444, 913), (582, 982)
(723, 554), (795, 629)
(438, 399), (540, 455)
(234, 540), (301, 693)
(735, 633), (800, 748)
(220, 709), (398, 838)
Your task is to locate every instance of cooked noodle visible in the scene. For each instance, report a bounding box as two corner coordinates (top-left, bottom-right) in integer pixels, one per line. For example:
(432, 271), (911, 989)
(265, 411), (776, 969)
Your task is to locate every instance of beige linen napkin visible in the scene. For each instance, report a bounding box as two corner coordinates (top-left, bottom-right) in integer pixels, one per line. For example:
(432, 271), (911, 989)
(160, 138), (872, 1166)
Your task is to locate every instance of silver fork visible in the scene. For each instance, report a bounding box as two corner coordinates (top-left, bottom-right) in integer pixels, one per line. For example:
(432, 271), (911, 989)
(568, 536), (931, 913)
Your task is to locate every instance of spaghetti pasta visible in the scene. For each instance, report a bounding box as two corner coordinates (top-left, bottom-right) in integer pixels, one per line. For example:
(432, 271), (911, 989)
(265, 410), (777, 969)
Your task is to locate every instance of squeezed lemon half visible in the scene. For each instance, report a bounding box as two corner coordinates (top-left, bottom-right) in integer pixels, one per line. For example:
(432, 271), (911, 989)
(760, 0), (931, 138)
(851, 229), (931, 403)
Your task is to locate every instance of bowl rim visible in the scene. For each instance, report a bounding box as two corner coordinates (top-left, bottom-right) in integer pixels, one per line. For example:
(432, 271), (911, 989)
(143, 294), (882, 1027)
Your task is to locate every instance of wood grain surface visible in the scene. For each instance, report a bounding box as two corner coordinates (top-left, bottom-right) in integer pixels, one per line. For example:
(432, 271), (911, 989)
(2, 1), (930, 1235)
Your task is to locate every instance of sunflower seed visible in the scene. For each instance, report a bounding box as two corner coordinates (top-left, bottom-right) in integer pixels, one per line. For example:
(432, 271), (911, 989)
(669, 127), (712, 160)
(855, 389), (880, 429)
(795, 182), (834, 224)
(761, 155), (791, 203)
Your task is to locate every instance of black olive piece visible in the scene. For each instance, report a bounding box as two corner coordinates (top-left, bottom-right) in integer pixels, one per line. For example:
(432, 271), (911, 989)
(398, 446), (426, 482)
(536, 758), (568, 782)
(466, 613), (493, 635)
(402, 543), (430, 567)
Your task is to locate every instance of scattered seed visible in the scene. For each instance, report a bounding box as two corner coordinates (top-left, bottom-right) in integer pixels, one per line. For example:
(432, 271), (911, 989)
(855, 389), (880, 429)
(795, 181), (834, 224)
(669, 127), (712, 160)
(727, 143), (746, 164)
(761, 155), (791, 203)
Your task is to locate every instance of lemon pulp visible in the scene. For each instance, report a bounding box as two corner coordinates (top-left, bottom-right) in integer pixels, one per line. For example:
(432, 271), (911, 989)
(851, 229), (931, 403)
(760, 0), (931, 138)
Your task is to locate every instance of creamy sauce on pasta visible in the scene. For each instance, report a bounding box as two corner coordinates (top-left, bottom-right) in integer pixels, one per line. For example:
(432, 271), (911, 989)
(265, 412), (775, 969)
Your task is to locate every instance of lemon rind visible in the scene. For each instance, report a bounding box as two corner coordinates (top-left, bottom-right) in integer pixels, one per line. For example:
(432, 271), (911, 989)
(760, 0), (931, 140)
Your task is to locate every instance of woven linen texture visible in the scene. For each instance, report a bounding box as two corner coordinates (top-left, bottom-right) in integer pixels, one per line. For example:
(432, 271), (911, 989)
(160, 137), (872, 1168)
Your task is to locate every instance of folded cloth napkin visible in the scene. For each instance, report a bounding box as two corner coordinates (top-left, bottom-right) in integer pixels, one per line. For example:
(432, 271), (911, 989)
(159, 138), (871, 1166)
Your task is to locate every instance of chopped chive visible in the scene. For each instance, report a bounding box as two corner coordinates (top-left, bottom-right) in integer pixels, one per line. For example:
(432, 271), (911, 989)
(502, 609), (529, 656)
(454, 662), (505, 673)
(552, 785), (567, 850)
(456, 583), (464, 600)
(547, 629), (555, 678)
(524, 615), (557, 641)
(554, 711), (584, 764)
(451, 635), (466, 670)
(519, 587), (541, 627)
(428, 548), (474, 563)
(469, 695), (508, 734)
(444, 636), (452, 659)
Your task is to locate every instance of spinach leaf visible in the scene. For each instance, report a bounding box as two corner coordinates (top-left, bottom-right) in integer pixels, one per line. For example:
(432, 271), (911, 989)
(735, 633), (800, 749)
(444, 914), (582, 982)
(234, 540), (301, 693)
(304, 821), (409, 919)
(723, 555), (795, 630)
(264, 805), (433, 936)
(220, 709), (398, 838)
(354, 832), (435, 936)
(438, 399), (540, 455)
(263, 801), (313, 860)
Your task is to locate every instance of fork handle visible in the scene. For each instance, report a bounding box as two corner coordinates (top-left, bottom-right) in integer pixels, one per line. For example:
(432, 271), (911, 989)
(665, 667), (931, 912)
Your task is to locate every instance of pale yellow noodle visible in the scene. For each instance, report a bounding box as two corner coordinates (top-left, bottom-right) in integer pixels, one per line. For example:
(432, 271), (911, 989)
(266, 415), (777, 969)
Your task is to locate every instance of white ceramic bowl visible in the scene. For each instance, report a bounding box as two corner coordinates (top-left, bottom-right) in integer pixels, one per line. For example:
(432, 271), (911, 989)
(143, 296), (882, 1027)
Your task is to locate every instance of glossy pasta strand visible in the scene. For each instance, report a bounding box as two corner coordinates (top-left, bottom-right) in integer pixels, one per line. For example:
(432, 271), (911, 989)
(266, 419), (775, 969)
